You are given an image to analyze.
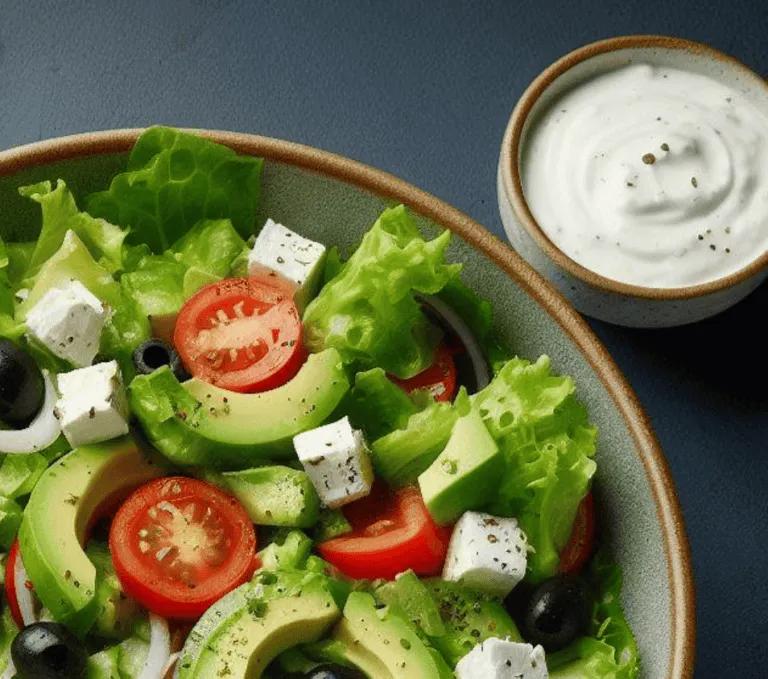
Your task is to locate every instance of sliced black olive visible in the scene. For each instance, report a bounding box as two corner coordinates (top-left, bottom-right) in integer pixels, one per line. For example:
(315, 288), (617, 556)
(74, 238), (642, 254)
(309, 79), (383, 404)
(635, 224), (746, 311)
(133, 339), (188, 381)
(520, 575), (592, 652)
(0, 339), (45, 428)
(11, 621), (87, 679)
(287, 665), (368, 679)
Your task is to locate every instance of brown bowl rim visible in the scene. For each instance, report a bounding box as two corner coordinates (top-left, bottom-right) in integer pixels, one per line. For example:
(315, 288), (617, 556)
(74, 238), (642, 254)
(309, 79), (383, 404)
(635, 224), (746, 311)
(0, 127), (695, 677)
(500, 34), (768, 301)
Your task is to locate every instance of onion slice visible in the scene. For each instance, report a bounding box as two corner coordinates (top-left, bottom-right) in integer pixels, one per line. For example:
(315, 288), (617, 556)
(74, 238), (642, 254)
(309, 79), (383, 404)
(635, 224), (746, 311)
(0, 371), (61, 454)
(13, 547), (37, 627)
(139, 613), (171, 679)
(420, 295), (491, 392)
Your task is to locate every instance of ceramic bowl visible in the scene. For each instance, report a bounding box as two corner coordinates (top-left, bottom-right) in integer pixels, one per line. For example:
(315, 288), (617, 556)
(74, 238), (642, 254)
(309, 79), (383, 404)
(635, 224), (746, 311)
(0, 129), (695, 677)
(498, 35), (768, 328)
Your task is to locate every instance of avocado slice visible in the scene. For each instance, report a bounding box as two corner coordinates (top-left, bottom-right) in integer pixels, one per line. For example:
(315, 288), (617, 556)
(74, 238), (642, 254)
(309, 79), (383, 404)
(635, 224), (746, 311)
(331, 592), (453, 678)
(130, 348), (350, 469)
(18, 436), (166, 636)
(177, 570), (341, 678)
(204, 465), (320, 527)
(418, 409), (502, 524)
(424, 578), (522, 667)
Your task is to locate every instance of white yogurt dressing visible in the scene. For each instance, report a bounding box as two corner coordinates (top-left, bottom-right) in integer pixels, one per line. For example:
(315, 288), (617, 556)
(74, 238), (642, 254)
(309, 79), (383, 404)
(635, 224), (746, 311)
(521, 63), (768, 287)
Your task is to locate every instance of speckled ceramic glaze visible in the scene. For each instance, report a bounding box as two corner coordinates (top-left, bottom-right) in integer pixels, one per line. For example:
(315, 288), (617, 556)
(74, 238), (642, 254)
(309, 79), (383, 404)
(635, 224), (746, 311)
(0, 129), (695, 677)
(499, 35), (768, 328)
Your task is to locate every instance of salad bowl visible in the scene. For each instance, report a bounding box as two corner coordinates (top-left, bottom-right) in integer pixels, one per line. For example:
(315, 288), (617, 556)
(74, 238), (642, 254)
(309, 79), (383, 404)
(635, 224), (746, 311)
(0, 129), (694, 678)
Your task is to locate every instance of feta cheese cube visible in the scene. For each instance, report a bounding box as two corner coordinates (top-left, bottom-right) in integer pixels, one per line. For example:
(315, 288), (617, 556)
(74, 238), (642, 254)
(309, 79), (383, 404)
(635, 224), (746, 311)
(26, 280), (106, 367)
(55, 361), (129, 447)
(443, 511), (528, 597)
(456, 638), (548, 679)
(248, 219), (326, 311)
(293, 416), (373, 508)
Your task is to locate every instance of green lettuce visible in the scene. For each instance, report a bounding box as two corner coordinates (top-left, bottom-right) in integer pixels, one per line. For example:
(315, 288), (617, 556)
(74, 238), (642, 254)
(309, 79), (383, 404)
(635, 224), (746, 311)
(0, 496), (22, 549)
(303, 205), (460, 379)
(86, 127), (263, 252)
(370, 388), (470, 487)
(549, 554), (640, 678)
(0, 453), (48, 499)
(19, 180), (128, 275)
(0, 606), (17, 676)
(121, 218), (247, 319)
(474, 356), (597, 581)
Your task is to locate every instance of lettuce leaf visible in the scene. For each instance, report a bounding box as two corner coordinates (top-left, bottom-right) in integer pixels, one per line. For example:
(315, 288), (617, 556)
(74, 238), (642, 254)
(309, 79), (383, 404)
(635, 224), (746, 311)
(120, 218), (247, 319)
(303, 205), (461, 379)
(0, 496), (22, 550)
(19, 180), (128, 275)
(549, 554), (640, 678)
(86, 127), (263, 252)
(473, 356), (597, 581)
(370, 388), (470, 487)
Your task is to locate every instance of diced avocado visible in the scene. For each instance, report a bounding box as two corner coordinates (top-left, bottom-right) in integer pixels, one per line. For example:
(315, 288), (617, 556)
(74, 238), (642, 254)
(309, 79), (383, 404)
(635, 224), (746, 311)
(257, 530), (314, 571)
(313, 507), (352, 542)
(177, 570), (342, 679)
(331, 592), (453, 678)
(423, 578), (522, 667)
(375, 570), (446, 638)
(418, 409), (502, 524)
(18, 436), (166, 636)
(86, 543), (141, 640)
(206, 465), (320, 527)
(130, 348), (350, 469)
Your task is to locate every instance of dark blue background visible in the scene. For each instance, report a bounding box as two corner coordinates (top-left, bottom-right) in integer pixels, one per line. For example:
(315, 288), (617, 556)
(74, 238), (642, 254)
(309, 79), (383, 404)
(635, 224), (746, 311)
(1, 2), (766, 676)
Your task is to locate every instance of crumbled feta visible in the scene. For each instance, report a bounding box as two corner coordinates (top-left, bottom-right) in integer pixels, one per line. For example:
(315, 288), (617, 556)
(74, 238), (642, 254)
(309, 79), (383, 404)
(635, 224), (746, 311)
(55, 361), (129, 447)
(26, 280), (106, 367)
(456, 638), (548, 679)
(247, 219), (326, 311)
(443, 511), (528, 597)
(293, 416), (373, 508)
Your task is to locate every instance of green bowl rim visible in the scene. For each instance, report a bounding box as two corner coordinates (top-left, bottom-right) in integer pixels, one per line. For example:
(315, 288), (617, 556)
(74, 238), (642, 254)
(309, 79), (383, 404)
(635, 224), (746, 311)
(0, 128), (695, 677)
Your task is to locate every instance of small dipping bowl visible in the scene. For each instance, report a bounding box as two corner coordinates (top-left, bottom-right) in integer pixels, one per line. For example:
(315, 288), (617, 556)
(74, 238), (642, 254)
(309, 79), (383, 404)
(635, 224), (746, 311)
(498, 35), (768, 328)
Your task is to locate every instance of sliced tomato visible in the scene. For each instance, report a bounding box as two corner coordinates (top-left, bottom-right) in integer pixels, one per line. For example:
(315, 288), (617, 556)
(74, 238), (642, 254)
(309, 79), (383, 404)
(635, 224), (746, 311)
(559, 493), (596, 574)
(109, 477), (257, 620)
(390, 344), (457, 402)
(173, 275), (305, 393)
(317, 485), (451, 580)
(5, 540), (25, 628)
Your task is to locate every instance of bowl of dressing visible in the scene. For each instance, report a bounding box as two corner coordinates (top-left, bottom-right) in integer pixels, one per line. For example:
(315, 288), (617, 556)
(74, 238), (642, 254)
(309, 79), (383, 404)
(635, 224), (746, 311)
(498, 35), (768, 327)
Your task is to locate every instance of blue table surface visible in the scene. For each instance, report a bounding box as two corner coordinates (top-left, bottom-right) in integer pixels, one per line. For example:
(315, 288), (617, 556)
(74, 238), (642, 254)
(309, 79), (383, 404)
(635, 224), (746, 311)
(2, 2), (766, 676)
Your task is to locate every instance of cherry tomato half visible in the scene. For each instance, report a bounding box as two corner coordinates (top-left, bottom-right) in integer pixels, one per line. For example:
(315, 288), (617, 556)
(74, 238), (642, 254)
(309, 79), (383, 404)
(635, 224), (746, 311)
(5, 540), (25, 628)
(109, 477), (257, 620)
(317, 485), (451, 580)
(390, 344), (457, 402)
(174, 276), (305, 393)
(559, 493), (596, 574)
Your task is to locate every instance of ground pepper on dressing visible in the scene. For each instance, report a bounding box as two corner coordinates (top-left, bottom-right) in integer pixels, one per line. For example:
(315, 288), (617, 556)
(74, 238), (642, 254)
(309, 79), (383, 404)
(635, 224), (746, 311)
(522, 63), (768, 287)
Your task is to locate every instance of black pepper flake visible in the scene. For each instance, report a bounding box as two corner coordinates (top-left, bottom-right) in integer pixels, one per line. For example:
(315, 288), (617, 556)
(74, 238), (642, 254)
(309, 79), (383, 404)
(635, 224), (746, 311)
(697, 235), (704, 241)
(710, 244), (717, 251)
(642, 153), (656, 165)
(725, 248), (731, 254)
(660, 142), (670, 152)
(691, 177), (698, 188)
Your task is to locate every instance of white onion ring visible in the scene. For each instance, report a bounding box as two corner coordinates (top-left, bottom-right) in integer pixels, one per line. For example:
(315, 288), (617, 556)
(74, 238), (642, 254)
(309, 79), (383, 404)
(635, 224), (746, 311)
(139, 613), (171, 679)
(162, 652), (180, 678)
(420, 295), (491, 391)
(0, 371), (61, 454)
(13, 548), (37, 626)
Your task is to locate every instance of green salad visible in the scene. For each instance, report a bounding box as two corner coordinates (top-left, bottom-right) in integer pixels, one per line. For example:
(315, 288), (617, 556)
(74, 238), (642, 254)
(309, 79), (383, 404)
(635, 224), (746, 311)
(0, 127), (639, 679)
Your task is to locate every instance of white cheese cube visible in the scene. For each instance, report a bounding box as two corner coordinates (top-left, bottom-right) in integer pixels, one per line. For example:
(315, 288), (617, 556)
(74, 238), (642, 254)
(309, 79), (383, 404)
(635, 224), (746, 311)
(456, 638), (548, 679)
(55, 361), (129, 447)
(26, 280), (106, 367)
(443, 511), (528, 597)
(293, 416), (373, 508)
(248, 219), (326, 311)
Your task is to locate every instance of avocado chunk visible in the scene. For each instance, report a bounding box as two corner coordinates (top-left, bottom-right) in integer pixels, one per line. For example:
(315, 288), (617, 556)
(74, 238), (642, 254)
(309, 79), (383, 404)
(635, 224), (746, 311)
(177, 570), (341, 678)
(209, 465), (320, 527)
(424, 578), (522, 667)
(18, 436), (166, 635)
(418, 409), (502, 524)
(375, 570), (446, 638)
(331, 592), (453, 678)
(130, 348), (350, 469)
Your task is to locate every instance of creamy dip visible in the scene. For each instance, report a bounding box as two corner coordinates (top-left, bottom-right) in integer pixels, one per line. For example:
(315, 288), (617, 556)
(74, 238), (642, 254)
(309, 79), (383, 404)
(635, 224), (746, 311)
(521, 63), (768, 287)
